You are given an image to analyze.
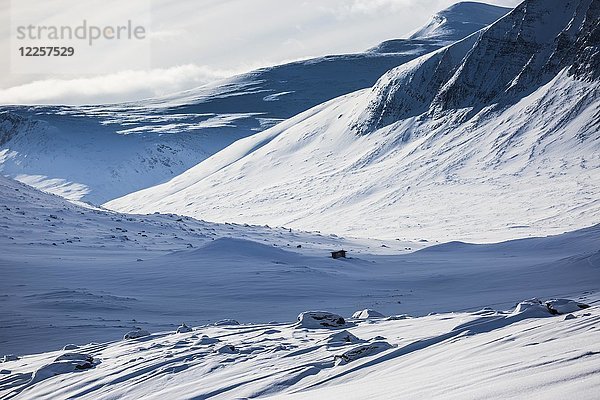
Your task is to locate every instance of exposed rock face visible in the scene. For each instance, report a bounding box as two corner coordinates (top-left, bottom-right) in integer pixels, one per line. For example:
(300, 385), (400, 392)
(356, 0), (600, 133)
(0, 112), (41, 146)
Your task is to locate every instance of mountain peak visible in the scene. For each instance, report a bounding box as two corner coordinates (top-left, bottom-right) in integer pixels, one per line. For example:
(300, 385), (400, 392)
(358, 0), (599, 132)
(408, 1), (511, 42)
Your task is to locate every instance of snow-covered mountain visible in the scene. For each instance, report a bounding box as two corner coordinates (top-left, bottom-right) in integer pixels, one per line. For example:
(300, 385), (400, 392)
(107, 0), (600, 243)
(0, 2), (510, 205)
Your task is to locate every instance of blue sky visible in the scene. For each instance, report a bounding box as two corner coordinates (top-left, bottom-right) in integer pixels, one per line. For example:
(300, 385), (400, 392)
(0, 0), (520, 104)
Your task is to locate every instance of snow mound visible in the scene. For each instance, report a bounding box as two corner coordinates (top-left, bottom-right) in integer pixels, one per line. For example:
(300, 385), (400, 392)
(297, 311), (346, 329)
(214, 319), (240, 326)
(196, 335), (220, 345)
(31, 353), (97, 385)
(386, 314), (411, 321)
(123, 328), (151, 340)
(176, 323), (193, 333)
(334, 341), (393, 365)
(352, 309), (386, 319)
(409, 1), (510, 42)
(545, 299), (590, 315)
(62, 344), (79, 351)
(216, 345), (237, 354)
(511, 299), (552, 318)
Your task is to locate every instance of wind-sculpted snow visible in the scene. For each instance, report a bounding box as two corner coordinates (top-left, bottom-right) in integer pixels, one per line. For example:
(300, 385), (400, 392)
(0, 299), (598, 399)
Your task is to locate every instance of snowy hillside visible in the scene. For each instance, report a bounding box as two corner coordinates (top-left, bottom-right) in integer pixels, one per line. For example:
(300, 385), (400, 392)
(0, 2), (509, 205)
(107, 0), (600, 243)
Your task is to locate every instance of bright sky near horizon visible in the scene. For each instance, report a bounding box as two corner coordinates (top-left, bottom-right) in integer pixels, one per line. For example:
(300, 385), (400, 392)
(0, 0), (520, 105)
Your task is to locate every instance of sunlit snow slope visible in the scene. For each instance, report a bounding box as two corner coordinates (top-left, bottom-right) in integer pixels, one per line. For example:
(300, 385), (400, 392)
(107, 0), (600, 242)
(0, 3), (509, 205)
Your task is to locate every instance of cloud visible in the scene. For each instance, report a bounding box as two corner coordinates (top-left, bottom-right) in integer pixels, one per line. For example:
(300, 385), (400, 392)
(348, 0), (412, 15)
(0, 64), (238, 105)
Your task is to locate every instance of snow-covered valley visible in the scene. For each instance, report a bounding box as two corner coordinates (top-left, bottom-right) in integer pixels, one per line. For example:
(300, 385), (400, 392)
(1, 0), (599, 398)
(1, 174), (599, 399)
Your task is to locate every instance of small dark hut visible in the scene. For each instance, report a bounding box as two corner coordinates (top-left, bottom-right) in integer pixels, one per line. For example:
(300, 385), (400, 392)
(331, 250), (347, 259)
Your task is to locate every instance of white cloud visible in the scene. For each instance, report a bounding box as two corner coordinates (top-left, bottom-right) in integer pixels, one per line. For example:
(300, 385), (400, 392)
(348, 0), (412, 15)
(0, 65), (237, 105)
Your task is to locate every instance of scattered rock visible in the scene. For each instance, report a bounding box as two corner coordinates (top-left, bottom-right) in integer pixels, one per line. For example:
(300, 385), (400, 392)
(564, 314), (577, 321)
(176, 323), (193, 333)
(352, 309), (386, 319)
(124, 328), (150, 340)
(62, 344), (79, 351)
(297, 311), (346, 329)
(0, 369), (10, 374)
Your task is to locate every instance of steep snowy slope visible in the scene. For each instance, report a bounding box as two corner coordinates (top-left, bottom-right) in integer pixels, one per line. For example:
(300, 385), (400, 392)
(0, 3), (510, 205)
(107, 0), (600, 242)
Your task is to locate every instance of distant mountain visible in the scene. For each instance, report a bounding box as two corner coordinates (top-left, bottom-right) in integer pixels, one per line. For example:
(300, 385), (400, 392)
(0, 2), (509, 204)
(106, 0), (600, 242)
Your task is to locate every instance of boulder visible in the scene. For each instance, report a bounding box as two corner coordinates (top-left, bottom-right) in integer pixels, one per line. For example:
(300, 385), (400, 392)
(297, 311), (345, 329)
(334, 341), (393, 365)
(325, 330), (363, 346)
(124, 328), (150, 340)
(545, 299), (589, 315)
(176, 323), (193, 333)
